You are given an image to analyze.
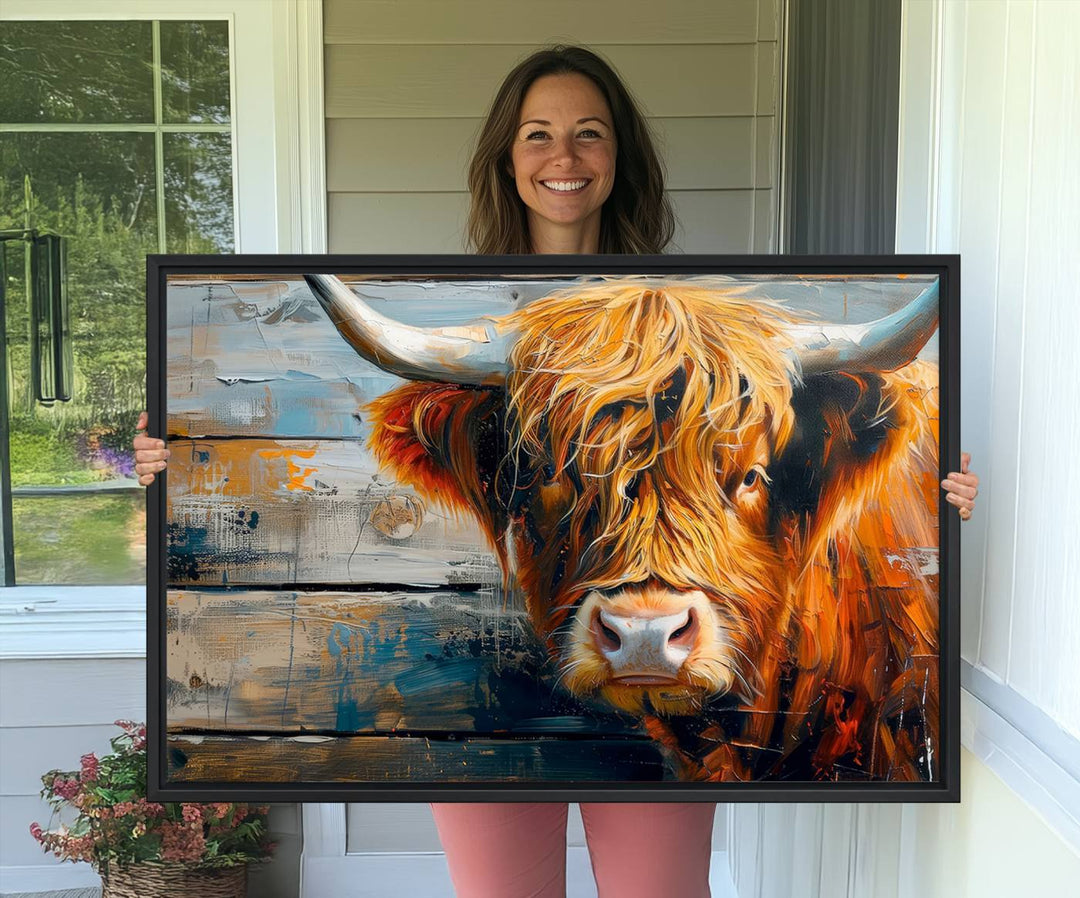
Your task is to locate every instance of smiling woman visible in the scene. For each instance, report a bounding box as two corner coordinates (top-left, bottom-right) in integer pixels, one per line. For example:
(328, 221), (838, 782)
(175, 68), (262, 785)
(465, 45), (675, 256)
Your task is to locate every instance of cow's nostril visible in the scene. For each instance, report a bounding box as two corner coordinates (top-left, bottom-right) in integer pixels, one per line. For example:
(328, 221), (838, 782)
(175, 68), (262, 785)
(668, 608), (696, 644)
(592, 611), (622, 652)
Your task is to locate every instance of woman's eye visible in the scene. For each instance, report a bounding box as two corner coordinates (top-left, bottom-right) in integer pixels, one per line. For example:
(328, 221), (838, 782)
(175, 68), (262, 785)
(525, 130), (550, 140)
(578, 129), (601, 138)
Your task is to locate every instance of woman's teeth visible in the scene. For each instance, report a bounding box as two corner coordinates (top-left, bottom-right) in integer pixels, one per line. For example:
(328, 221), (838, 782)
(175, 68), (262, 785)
(542, 179), (588, 192)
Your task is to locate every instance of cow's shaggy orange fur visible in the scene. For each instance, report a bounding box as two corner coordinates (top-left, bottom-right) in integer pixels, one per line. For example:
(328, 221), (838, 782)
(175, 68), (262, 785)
(365, 282), (940, 781)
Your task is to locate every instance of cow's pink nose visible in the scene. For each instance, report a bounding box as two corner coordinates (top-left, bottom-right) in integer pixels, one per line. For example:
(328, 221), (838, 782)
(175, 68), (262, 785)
(591, 607), (698, 681)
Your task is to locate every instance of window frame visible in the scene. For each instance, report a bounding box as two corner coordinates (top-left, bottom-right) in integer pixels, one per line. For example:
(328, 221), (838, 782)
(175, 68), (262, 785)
(0, 0), (325, 645)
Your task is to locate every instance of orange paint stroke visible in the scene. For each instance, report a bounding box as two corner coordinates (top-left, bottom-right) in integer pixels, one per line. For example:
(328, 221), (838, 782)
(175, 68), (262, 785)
(256, 447), (318, 492)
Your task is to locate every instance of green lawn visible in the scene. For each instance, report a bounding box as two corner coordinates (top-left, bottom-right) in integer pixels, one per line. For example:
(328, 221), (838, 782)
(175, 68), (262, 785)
(13, 492), (145, 584)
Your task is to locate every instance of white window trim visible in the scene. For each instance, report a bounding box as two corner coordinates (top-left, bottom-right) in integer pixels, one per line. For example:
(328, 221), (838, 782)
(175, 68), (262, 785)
(962, 666), (1080, 853)
(0, 0), (326, 658)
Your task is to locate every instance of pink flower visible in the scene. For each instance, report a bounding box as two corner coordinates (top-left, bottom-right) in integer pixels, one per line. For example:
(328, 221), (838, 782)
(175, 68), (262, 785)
(29, 822), (43, 842)
(181, 804), (203, 824)
(52, 777), (80, 801)
(136, 798), (166, 818)
(210, 802), (233, 819)
(160, 821), (206, 863)
(80, 753), (99, 782)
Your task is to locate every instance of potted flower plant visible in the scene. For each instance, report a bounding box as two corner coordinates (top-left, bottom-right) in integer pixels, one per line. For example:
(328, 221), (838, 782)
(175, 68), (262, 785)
(30, 720), (274, 897)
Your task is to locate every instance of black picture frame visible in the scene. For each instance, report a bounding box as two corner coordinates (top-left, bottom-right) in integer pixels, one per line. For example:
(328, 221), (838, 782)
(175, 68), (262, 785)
(147, 253), (960, 803)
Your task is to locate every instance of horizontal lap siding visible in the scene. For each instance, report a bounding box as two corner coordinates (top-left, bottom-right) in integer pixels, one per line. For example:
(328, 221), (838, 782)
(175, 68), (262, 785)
(0, 659), (145, 868)
(323, 0), (763, 45)
(324, 1), (781, 254)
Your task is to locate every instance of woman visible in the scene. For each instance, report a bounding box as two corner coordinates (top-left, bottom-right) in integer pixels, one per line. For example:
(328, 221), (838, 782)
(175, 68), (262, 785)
(135, 46), (979, 898)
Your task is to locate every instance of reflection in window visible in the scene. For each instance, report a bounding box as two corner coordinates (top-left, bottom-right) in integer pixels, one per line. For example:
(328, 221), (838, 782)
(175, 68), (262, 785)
(0, 20), (234, 585)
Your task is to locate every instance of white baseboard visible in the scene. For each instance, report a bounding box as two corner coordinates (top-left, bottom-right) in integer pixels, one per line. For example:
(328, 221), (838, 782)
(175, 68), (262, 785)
(300, 848), (738, 897)
(0, 863), (99, 896)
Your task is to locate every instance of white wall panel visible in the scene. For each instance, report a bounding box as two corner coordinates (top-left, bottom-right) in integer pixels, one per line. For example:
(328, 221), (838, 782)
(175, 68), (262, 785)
(1004, 1), (1080, 731)
(897, 0), (1080, 739)
(978, 0), (1036, 678)
(729, 3), (1080, 897)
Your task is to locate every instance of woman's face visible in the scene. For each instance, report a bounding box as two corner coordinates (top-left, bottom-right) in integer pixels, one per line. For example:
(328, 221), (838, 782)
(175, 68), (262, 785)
(509, 73), (617, 246)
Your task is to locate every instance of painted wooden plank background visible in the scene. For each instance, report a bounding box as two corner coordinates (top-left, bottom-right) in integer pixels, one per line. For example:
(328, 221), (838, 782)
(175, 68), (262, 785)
(165, 274), (940, 586)
(167, 732), (671, 784)
(167, 276), (939, 441)
(167, 439), (500, 587)
(167, 588), (648, 736)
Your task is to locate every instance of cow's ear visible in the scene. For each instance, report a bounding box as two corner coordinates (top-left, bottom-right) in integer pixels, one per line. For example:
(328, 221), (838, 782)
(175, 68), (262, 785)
(365, 382), (508, 537)
(768, 362), (938, 522)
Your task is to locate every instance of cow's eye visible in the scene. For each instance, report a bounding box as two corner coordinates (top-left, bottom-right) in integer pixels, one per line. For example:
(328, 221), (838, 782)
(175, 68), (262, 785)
(738, 465), (769, 493)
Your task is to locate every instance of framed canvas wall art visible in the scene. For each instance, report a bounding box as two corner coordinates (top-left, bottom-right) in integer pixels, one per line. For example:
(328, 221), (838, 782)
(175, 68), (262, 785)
(147, 254), (960, 802)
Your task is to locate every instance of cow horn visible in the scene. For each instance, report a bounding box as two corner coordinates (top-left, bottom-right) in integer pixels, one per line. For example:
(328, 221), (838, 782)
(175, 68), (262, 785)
(304, 274), (516, 386)
(785, 280), (940, 377)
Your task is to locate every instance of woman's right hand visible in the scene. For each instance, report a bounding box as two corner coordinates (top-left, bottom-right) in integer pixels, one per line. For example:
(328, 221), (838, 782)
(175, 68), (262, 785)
(133, 411), (170, 486)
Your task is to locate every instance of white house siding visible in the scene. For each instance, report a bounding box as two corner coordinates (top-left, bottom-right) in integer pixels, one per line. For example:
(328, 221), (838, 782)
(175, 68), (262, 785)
(323, 0), (782, 254)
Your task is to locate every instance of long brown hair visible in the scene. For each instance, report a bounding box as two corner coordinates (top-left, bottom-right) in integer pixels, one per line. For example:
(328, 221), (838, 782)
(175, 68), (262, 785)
(466, 46), (676, 255)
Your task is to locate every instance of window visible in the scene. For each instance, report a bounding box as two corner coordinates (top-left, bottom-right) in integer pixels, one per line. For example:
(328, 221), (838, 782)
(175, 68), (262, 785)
(0, 19), (235, 584)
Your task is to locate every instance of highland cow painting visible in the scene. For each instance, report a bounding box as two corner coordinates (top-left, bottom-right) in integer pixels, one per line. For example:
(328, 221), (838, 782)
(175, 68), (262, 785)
(148, 255), (959, 802)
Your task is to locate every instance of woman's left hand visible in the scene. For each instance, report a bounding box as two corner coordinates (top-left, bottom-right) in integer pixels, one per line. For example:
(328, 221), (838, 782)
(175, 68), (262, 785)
(941, 452), (979, 521)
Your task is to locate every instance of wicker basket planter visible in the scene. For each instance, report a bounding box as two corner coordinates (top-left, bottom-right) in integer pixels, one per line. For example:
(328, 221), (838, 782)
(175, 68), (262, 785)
(100, 862), (247, 898)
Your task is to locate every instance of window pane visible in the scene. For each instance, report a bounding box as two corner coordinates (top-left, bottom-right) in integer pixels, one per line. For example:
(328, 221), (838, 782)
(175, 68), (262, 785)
(160, 21), (232, 124)
(0, 22), (154, 124)
(12, 492), (145, 585)
(2, 131), (154, 584)
(1, 131), (156, 478)
(0, 20), (234, 586)
(164, 133), (235, 252)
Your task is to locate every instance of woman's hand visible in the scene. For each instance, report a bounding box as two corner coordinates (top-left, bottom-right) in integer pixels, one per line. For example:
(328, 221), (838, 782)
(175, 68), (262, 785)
(941, 452), (979, 521)
(133, 411), (169, 486)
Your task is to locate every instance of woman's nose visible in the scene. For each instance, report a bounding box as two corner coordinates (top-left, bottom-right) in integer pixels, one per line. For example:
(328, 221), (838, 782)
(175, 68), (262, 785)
(548, 134), (579, 165)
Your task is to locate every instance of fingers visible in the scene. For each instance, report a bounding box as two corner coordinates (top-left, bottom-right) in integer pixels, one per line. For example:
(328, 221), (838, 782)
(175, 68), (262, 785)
(945, 491), (975, 519)
(133, 409), (168, 486)
(942, 452), (978, 521)
(940, 476), (978, 500)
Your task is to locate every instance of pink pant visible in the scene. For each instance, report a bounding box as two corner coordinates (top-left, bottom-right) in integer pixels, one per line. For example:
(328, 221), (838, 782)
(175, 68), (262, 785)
(430, 802), (716, 898)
